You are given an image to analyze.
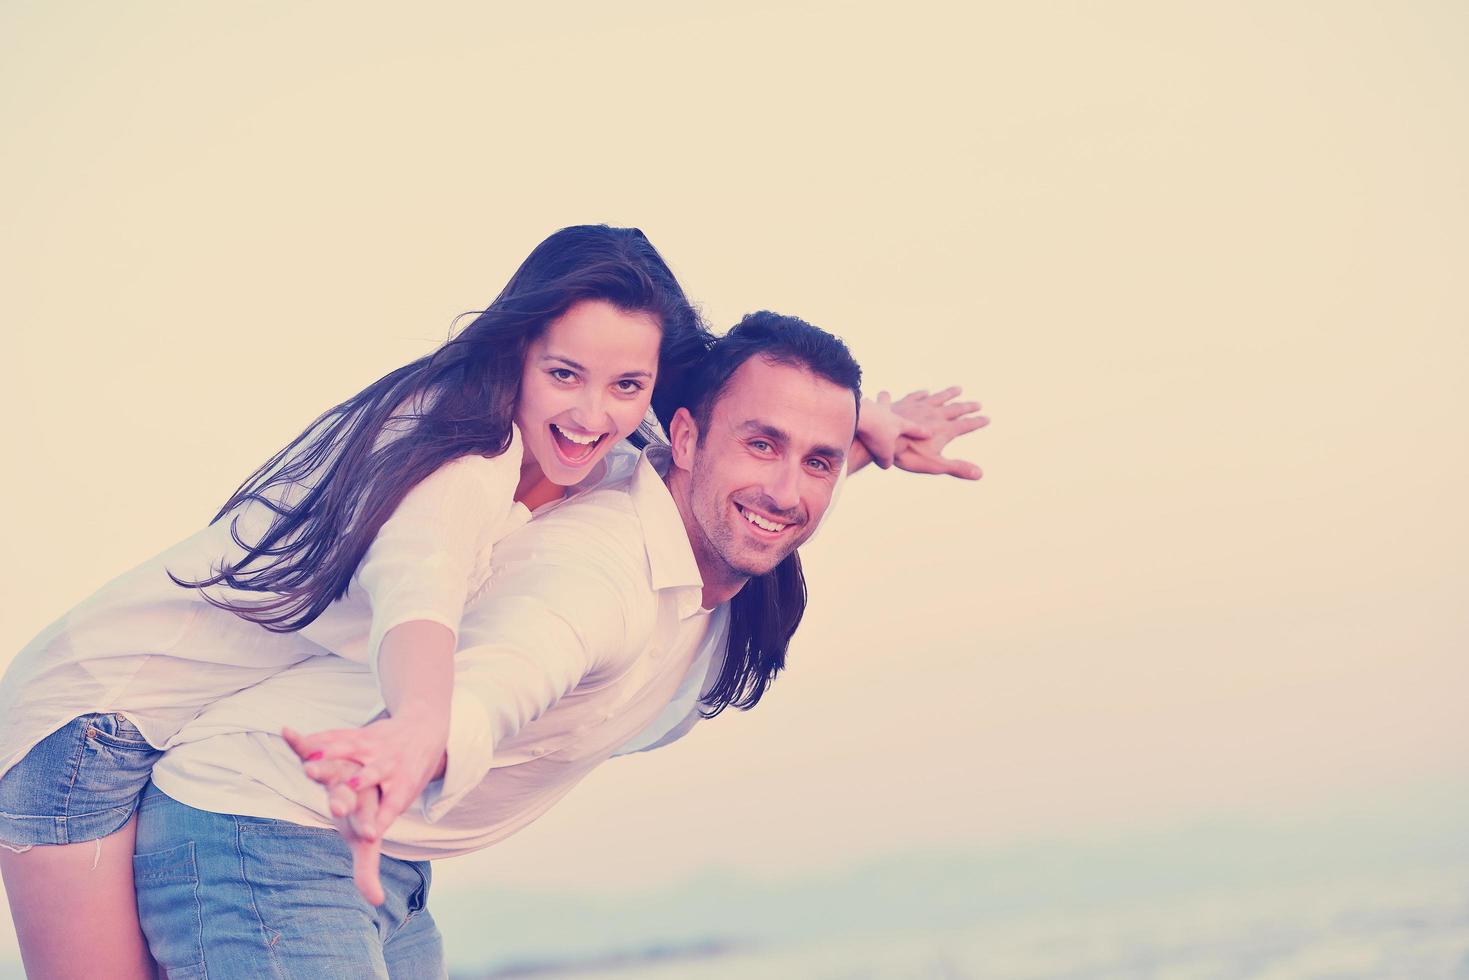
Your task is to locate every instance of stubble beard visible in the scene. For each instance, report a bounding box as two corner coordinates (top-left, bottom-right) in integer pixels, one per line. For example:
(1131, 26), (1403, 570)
(692, 488), (804, 583)
(689, 464), (784, 583)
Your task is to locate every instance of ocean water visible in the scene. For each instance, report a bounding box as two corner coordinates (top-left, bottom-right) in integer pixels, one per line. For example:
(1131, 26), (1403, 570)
(497, 868), (1469, 980)
(4, 791), (1467, 979)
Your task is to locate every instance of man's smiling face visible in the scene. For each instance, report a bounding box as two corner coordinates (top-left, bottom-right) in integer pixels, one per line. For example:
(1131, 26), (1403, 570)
(672, 355), (857, 588)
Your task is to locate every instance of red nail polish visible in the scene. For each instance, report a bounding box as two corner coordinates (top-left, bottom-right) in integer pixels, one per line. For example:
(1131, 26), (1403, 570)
(306, 751), (324, 761)
(348, 777), (359, 789)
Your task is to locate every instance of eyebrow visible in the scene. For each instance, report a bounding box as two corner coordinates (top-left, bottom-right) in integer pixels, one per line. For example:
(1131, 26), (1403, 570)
(541, 354), (653, 379)
(737, 420), (847, 463)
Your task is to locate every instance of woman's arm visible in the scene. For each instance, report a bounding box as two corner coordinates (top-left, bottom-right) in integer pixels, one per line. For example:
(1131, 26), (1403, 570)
(287, 514), (654, 904)
(851, 386), (988, 478)
(282, 450), (523, 844)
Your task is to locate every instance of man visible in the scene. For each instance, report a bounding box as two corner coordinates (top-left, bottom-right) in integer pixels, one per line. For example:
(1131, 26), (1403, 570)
(133, 313), (985, 977)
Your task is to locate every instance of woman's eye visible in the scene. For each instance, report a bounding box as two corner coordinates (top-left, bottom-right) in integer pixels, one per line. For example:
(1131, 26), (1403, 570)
(549, 368), (576, 383)
(615, 379), (646, 394)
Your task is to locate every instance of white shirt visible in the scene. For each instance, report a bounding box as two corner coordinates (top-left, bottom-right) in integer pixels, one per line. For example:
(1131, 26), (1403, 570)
(153, 449), (724, 860)
(0, 427), (532, 780)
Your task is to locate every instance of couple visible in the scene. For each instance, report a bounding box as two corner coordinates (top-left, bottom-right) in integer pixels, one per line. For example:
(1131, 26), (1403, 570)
(0, 226), (985, 977)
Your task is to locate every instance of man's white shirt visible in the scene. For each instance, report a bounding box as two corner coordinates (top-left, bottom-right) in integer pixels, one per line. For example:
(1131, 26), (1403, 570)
(152, 449), (727, 860)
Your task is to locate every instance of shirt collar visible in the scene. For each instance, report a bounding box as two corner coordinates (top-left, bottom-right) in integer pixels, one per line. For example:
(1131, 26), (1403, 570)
(626, 447), (706, 617)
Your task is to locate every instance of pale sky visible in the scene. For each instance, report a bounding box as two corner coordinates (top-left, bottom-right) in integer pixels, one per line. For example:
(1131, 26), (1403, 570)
(1, 0), (1465, 912)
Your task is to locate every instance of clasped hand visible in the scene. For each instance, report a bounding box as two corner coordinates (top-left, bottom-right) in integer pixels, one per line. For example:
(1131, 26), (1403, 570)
(282, 713), (448, 905)
(857, 386), (988, 479)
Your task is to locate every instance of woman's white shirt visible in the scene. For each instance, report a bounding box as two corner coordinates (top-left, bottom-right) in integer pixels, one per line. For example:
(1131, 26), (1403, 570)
(0, 426), (531, 779)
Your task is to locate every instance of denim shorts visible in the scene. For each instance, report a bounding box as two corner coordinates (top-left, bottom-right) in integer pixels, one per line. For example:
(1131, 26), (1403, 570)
(134, 784), (444, 979)
(0, 712), (161, 850)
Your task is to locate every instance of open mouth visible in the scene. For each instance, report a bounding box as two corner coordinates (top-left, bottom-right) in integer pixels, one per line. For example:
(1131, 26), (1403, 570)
(734, 502), (795, 537)
(549, 423), (608, 465)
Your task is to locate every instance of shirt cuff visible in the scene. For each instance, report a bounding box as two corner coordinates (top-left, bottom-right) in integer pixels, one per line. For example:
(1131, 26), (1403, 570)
(418, 687), (495, 823)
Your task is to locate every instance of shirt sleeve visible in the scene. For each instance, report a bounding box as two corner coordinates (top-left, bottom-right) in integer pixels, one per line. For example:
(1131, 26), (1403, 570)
(352, 444), (522, 682)
(419, 509), (657, 820)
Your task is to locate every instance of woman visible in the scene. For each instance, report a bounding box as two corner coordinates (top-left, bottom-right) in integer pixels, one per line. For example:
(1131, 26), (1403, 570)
(0, 224), (713, 979)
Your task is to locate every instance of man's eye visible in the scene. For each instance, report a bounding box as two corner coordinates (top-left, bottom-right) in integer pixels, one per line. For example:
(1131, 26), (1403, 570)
(751, 440), (772, 453)
(806, 458), (832, 473)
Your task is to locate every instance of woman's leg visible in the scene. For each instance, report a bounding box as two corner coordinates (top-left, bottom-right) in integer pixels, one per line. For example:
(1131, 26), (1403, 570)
(0, 713), (162, 980)
(1, 816), (157, 980)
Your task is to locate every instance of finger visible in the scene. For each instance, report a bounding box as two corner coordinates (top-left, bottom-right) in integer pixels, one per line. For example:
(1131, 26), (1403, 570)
(896, 447), (981, 480)
(281, 727), (310, 761)
(288, 728), (364, 761)
(942, 457), (984, 480)
(928, 386), (962, 405)
(305, 740), (372, 765)
(350, 834), (386, 906)
(304, 758), (362, 787)
(950, 415), (990, 436)
(347, 765), (386, 794)
(943, 400), (983, 420)
(876, 390), (891, 406)
(351, 784), (382, 843)
(329, 781), (358, 818)
(291, 728), (361, 751)
(895, 451), (947, 476)
(912, 451), (982, 480)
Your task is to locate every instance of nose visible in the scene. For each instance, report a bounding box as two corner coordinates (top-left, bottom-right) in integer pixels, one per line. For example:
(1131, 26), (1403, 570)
(763, 459), (802, 514)
(569, 387), (610, 432)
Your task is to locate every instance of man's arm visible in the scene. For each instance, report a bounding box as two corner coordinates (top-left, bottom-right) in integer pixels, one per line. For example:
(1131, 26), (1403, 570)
(426, 547), (652, 817)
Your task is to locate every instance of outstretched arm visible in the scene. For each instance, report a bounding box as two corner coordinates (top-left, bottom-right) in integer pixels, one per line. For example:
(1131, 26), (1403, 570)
(278, 451), (519, 887)
(282, 619), (453, 844)
(285, 514), (652, 903)
(850, 386), (988, 479)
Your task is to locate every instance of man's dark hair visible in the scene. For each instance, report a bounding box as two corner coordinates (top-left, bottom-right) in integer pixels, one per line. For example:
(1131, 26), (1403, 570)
(677, 310), (862, 440)
(675, 311), (863, 718)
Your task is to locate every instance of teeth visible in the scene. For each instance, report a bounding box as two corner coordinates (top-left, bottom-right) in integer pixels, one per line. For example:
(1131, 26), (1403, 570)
(552, 424), (600, 446)
(741, 508), (788, 533)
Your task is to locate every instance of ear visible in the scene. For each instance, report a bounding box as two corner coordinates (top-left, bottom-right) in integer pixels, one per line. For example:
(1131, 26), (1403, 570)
(667, 407), (699, 472)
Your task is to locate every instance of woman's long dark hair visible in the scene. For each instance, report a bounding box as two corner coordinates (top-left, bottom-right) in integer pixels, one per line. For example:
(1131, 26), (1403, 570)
(679, 312), (863, 717)
(702, 551), (807, 716)
(174, 225), (710, 631)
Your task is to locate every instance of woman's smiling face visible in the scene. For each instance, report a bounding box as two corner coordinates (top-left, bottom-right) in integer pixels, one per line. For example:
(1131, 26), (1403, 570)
(514, 299), (663, 486)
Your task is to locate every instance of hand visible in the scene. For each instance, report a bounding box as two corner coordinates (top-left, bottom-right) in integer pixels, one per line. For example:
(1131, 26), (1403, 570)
(856, 391), (935, 469)
(281, 713), (449, 840)
(282, 716), (448, 906)
(888, 386), (989, 480)
(277, 739), (387, 905)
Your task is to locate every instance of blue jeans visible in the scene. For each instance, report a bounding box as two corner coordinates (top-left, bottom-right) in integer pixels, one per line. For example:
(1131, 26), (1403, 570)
(133, 784), (446, 979)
